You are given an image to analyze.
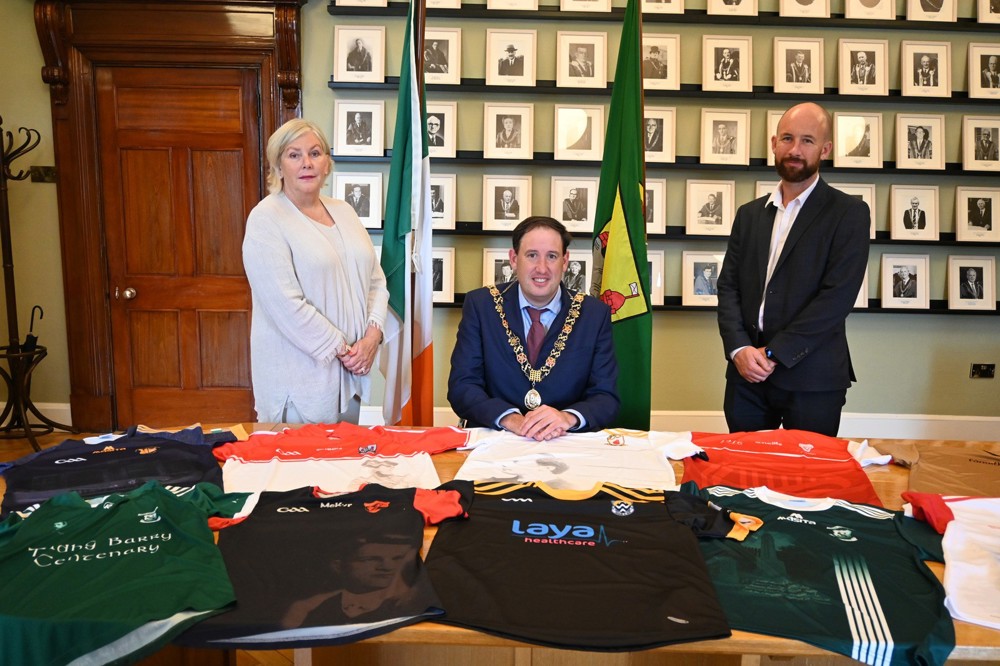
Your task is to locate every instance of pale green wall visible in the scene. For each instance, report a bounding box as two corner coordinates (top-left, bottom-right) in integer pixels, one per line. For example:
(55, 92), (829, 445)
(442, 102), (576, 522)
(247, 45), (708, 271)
(2, 0), (997, 419)
(0, 0), (69, 404)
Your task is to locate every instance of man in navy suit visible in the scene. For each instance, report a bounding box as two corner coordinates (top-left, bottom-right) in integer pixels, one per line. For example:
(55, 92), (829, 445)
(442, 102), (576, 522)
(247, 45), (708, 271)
(716, 102), (870, 437)
(448, 216), (619, 440)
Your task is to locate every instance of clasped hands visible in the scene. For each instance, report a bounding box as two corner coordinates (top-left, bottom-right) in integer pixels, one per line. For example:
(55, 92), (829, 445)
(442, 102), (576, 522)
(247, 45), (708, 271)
(336, 325), (382, 376)
(500, 405), (578, 442)
(734, 346), (777, 383)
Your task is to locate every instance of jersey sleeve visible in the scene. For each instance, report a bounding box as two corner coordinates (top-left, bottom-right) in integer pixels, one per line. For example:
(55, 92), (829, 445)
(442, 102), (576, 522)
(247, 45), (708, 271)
(895, 512), (945, 563)
(413, 480), (474, 525)
(664, 490), (761, 542)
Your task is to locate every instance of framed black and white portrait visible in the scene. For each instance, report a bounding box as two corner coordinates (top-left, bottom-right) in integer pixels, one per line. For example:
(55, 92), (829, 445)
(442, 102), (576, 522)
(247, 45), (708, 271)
(643, 107), (676, 164)
(484, 103), (534, 160)
(487, 0), (538, 9)
(550, 176), (599, 233)
(881, 254), (930, 310)
(838, 39), (889, 97)
(423, 29), (461, 86)
(906, 0), (957, 21)
(425, 102), (457, 158)
(702, 35), (753, 93)
(432, 248), (456, 304)
(954, 187), (1000, 243)
(779, 0), (830, 18)
(333, 172), (383, 229)
(845, 0), (893, 20)
(641, 34), (681, 91)
(682, 251), (725, 306)
(430, 174), (457, 230)
(831, 182), (878, 239)
(947, 255), (996, 311)
(707, 0), (758, 17)
(700, 108), (750, 166)
(644, 178), (667, 235)
(333, 26), (385, 84)
(486, 30), (537, 87)
(647, 250), (665, 305)
(895, 113), (945, 170)
(641, 0), (685, 15)
(483, 248), (516, 287)
(773, 38), (824, 95)
(482, 175), (532, 231)
(686, 180), (735, 236)
(833, 111), (883, 169)
(901, 41), (951, 98)
(557, 32), (608, 89)
(756, 180), (779, 199)
(969, 44), (1000, 100)
(334, 100), (385, 157)
(765, 109), (783, 167)
(335, 0), (386, 7)
(554, 105), (604, 161)
(564, 250), (593, 293)
(979, 0), (1000, 23)
(890, 184), (939, 241)
(963, 116), (1000, 172)
(562, 0), (613, 12)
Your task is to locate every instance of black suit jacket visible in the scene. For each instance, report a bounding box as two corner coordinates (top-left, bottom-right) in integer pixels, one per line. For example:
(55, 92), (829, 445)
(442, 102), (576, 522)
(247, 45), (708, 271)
(448, 283), (620, 430)
(716, 178), (870, 392)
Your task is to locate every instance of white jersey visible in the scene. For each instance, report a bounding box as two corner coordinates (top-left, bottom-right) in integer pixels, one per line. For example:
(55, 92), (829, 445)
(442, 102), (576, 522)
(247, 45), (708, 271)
(904, 492), (1000, 630)
(221, 453), (441, 493)
(455, 429), (700, 491)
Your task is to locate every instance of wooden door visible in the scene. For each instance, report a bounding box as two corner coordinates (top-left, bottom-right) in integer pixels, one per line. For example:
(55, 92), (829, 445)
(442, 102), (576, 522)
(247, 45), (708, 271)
(97, 66), (259, 426)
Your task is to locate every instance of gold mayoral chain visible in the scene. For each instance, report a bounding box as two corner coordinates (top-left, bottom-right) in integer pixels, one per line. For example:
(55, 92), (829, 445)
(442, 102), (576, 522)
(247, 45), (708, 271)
(488, 285), (585, 410)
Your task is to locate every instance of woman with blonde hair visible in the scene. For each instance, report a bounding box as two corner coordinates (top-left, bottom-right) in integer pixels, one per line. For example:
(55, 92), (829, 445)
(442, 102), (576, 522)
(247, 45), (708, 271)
(243, 118), (388, 423)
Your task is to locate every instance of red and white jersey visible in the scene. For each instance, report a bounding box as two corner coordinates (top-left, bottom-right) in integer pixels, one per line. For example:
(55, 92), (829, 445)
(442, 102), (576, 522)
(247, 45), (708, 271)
(215, 422), (468, 462)
(904, 492), (1000, 631)
(221, 453), (441, 494)
(684, 429), (882, 506)
(456, 429), (701, 491)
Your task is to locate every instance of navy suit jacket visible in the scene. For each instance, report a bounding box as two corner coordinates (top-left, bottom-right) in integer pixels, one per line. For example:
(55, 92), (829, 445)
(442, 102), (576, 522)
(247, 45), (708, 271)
(716, 178), (870, 392)
(448, 282), (620, 430)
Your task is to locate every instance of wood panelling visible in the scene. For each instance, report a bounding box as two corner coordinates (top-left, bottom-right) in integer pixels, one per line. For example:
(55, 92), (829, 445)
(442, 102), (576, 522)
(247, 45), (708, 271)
(193, 150), (247, 277)
(199, 311), (251, 388)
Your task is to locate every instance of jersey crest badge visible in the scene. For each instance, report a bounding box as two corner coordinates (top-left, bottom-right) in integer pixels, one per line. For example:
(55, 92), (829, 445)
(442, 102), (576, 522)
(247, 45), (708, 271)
(611, 500), (634, 517)
(365, 500), (390, 514)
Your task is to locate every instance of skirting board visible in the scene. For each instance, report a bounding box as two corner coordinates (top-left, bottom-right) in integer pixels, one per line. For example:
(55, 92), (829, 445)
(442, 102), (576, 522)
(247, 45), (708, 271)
(18, 404), (997, 443)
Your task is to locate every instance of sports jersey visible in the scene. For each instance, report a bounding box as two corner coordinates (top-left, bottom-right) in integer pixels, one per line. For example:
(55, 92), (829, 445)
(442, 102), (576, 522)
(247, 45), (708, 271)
(0, 481), (251, 666)
(177, 482), (470, 649)
(903, 492), (1000, 630)
(0, 430), (223, 516)
(220, 453), (440, 493)
(424, 481), (756, 651)
(907, 446), (1000, 497)
(684, 430), (882, 505)
(455, 429), (699, 490)
(696, 485), (954, 666)
(214, 422), (468, 461)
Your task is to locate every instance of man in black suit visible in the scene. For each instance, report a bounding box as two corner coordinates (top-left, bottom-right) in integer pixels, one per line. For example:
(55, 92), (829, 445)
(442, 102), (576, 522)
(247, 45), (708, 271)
(716, 102), (870, 437)
(498, 45), (524, 76)
(346, 185), (370, 218)
(644, 118), (663, 152)
(426, 115), (445, 147)
(969, 198), (991, 230)
(902, 197), (926, 229)
(960, 267), (984, 300)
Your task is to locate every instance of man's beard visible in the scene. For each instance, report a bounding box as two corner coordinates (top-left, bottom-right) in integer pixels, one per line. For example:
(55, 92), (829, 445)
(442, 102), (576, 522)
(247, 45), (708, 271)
(775, 155), (818, 183)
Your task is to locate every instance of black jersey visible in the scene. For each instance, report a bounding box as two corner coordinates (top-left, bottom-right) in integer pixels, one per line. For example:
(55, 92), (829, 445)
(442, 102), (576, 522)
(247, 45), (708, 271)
(0, 429), (222, 516)
(177, 482), (471, 649)
(424, 481), (753, 651)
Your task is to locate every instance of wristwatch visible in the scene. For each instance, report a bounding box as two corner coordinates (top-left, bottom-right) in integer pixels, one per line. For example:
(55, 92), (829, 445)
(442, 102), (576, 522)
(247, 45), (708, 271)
(764, 347), (775, 360)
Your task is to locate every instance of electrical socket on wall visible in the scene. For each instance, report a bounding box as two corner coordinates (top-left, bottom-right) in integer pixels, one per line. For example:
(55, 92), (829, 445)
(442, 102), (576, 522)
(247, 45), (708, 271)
(969, 364), (995, 379)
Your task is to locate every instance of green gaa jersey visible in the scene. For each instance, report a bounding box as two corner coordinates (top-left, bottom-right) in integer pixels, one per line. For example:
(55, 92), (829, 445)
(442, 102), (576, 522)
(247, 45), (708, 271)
(0, 482), (250, 666)
(696, 485), (954, 666)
